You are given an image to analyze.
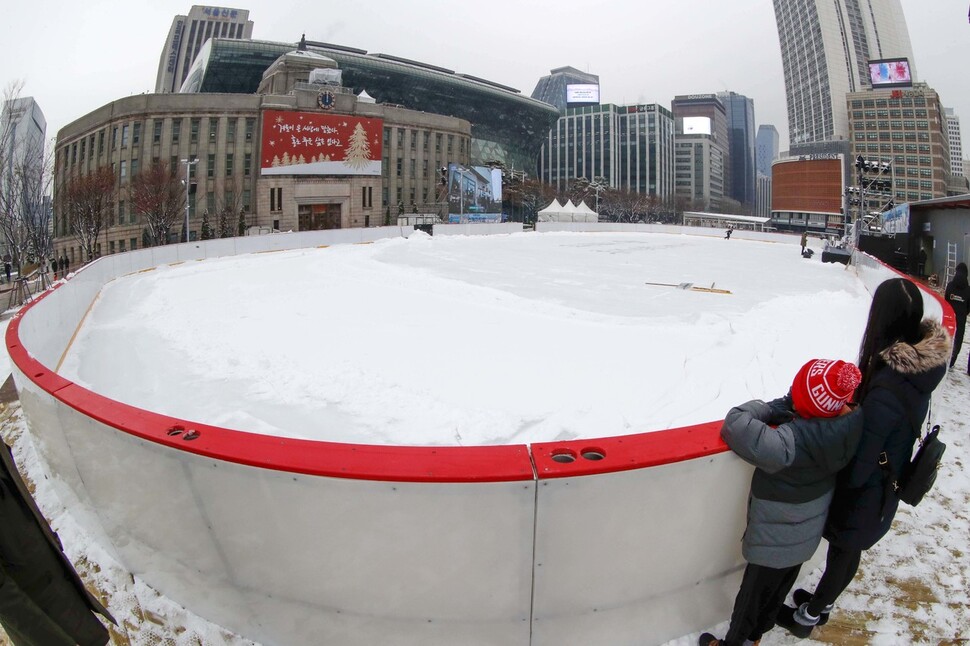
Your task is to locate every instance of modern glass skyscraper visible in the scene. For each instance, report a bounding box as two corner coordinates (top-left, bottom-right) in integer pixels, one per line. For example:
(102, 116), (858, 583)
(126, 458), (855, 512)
(773, 0), (916, 145)
(538, 104), (675, 199)
(756, 125), (780, 177)
(531, 67), (600, 113)
(718, 91), (757, 209)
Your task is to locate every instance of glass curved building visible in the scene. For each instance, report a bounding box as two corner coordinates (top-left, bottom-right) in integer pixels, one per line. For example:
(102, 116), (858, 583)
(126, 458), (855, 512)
(181, 38), (560, 172)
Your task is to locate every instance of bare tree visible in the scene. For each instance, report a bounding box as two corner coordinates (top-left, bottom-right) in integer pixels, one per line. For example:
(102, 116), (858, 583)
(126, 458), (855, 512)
(216, 178), (244, 238)
(62, 166), (115, 262)
(130, 160), (184, 247)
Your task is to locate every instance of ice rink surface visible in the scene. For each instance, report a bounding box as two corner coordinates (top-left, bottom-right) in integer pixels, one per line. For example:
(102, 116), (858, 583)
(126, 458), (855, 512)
(61, 231), (871, 445)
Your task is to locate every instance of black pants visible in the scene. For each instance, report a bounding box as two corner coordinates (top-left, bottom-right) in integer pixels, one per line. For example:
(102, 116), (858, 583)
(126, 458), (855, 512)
(723, 562), (801, 645)
(806, 543), (862, 616)
(951, 315), (966, 368)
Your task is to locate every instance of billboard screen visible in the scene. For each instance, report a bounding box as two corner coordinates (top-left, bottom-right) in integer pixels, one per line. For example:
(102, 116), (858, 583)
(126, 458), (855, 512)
(869, 58), (913, 89)
(260, 109), (383, 176)
(446, 164), (504, 223)
(682, 116), (712, 136)
(566, 84), (600, 105)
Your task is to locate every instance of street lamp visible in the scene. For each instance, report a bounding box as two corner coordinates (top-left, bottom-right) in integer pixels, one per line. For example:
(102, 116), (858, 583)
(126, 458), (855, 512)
(181, 158), (198, 243)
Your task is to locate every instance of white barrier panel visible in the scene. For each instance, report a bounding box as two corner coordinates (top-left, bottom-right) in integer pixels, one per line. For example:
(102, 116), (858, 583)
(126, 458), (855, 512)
(534, 221), (801, 245)
(9, 229), (954, 645)
(531, 454), (751, 645)
(433, 222), (524, 237)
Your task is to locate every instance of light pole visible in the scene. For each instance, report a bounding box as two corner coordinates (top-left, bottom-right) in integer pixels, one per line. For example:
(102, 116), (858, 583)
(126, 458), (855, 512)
(181, 158), (198, 243)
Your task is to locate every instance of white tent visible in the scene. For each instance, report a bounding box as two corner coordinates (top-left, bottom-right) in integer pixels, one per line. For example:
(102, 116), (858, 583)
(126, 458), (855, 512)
(536, 199), (564, 222)
(574, 200), (599, 222)
(536, 198), (599, 223)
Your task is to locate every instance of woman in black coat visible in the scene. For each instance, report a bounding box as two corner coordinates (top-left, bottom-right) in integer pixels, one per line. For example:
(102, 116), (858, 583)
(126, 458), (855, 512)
(945, 262), (970, 371)
(776, 278), (950, 638)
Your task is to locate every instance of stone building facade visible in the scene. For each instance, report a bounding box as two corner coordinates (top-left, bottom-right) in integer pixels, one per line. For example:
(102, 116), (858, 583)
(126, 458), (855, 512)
(53, 53), (471, 264)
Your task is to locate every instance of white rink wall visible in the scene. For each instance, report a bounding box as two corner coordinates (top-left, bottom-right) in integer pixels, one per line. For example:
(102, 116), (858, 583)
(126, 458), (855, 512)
(7, 224), (949, 645)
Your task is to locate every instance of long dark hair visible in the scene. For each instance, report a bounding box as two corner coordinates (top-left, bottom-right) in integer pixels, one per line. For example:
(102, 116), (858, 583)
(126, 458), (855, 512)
(856, 278), (923, 401)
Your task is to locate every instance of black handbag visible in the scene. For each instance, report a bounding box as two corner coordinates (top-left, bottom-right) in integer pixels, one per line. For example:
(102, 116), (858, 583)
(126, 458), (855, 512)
(879, 386), (945, 507)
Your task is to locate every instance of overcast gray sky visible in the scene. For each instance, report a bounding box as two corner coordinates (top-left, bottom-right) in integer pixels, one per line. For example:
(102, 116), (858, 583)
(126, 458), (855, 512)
(2, 1), (967, 155)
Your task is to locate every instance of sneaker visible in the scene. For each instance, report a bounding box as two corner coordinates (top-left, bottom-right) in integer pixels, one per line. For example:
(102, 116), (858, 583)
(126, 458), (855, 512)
(792, 588), (831, 625)
(698, 633), (720, 646)
(775, 603), (816, 638)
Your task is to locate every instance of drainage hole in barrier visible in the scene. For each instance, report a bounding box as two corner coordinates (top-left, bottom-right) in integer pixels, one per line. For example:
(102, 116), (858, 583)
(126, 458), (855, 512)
(166, 426), (184, 436)
(550, 450), (577, 463)
(581, 448), (606, 461)
(183, 430), (201, 441)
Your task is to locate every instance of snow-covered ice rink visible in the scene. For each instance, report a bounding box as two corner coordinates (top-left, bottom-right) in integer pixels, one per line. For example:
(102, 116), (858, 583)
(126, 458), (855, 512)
(61, 231), (872, 445)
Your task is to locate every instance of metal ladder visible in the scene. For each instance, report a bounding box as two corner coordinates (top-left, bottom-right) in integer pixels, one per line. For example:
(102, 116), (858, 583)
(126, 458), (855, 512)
(944, 242), (958, 289)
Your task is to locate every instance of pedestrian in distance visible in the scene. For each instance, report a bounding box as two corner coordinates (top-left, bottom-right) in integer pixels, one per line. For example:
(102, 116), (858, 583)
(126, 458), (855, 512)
(725, 227), (733, 240)
(800, 230), (808, 255)
(775, 277), (950, 638)
(944, 262), (970, 372)
(3, 262), (9, 284)
(698, 359), (864, 646)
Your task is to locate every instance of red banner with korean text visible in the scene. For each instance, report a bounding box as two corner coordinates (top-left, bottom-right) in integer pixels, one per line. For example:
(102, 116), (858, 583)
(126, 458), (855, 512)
(260, 110), (383, 176)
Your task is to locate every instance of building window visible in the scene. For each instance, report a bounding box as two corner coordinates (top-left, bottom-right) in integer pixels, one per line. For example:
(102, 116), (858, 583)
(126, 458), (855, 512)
(207, 191), (215, 215)
(121, 124), (130, 148)
(172, 120), (181, 144)
(270, 187), (282, 212)
(130, 238), (137, 251)
(118, 200), (125, 225)
(435, 133), (442, 153)
(242, 189), (251, 212)
(244, 152), (251, 176)
(109, 241), (115, 254)
(98, 131), (105, 155)
(245, 118), (254, 141)
(133, 122), (141, 145)
(227, 119), (236, 142)
(226, 153), (233, 176)
(190, 118), (200, 143)
(112, 127), (118, 149)
(119, 160), (127, 179)
(131, 159), (139, 177)
(119, 239), (126, 252)
(153, 121), (162, 144)
(209, 118), (218, 143)
(207, 154), (215, 178)
(361, 186), (373, 208)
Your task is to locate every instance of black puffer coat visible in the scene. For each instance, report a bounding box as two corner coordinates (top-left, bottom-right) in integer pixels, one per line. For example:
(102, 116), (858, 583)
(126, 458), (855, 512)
(824, 321), (950, 551)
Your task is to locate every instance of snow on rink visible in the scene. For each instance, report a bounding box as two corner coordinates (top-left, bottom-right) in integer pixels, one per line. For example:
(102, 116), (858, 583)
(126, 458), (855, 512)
(60, 231), (872, 446)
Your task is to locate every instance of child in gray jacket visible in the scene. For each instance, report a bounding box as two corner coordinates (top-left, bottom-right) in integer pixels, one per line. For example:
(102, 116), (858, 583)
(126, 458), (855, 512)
(699, 358), (864, 646)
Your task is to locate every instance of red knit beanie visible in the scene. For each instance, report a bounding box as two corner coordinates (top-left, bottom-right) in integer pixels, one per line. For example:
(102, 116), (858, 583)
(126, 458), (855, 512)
(790, 359), (862, 418)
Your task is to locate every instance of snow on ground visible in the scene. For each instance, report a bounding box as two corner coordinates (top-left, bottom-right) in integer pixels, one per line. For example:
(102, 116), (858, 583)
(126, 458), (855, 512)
(2, 231), (969, 644)
(60, 232), (871, 446)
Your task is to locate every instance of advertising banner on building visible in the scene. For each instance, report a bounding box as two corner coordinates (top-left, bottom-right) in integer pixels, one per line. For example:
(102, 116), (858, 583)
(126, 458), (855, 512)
(260, 110), (383, 176)
(881, 203), (910, 234)
(446, 164), (504, 223)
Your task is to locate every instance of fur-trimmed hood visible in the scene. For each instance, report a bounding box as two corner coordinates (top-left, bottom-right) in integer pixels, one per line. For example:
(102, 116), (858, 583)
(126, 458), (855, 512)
(880, 319), (951, 375)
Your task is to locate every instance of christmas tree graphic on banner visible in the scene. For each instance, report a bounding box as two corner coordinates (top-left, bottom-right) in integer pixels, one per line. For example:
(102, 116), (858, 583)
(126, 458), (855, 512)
(343, 122), (372, 171)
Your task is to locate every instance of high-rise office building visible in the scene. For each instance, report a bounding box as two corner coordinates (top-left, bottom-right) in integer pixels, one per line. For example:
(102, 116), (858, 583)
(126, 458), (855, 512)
(945, 108), (964, 177)
(531, 67), (600, 113)
(846, 83), (949, 204)
(718, 91), (757, 209)
(538, 104), (675, 199)
(1, 96), (46, 185)
(773, 0), (916, 144)
(756, 125), (780, 177)
(672, 94), (728, 212)
(155, 6), (254, 93)
(1, 96), (47, 260)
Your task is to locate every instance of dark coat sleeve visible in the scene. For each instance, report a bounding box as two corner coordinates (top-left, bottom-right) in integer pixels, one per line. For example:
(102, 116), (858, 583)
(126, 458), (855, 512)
(0, 565), (78, 645)
(842, 385), (906, 488)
